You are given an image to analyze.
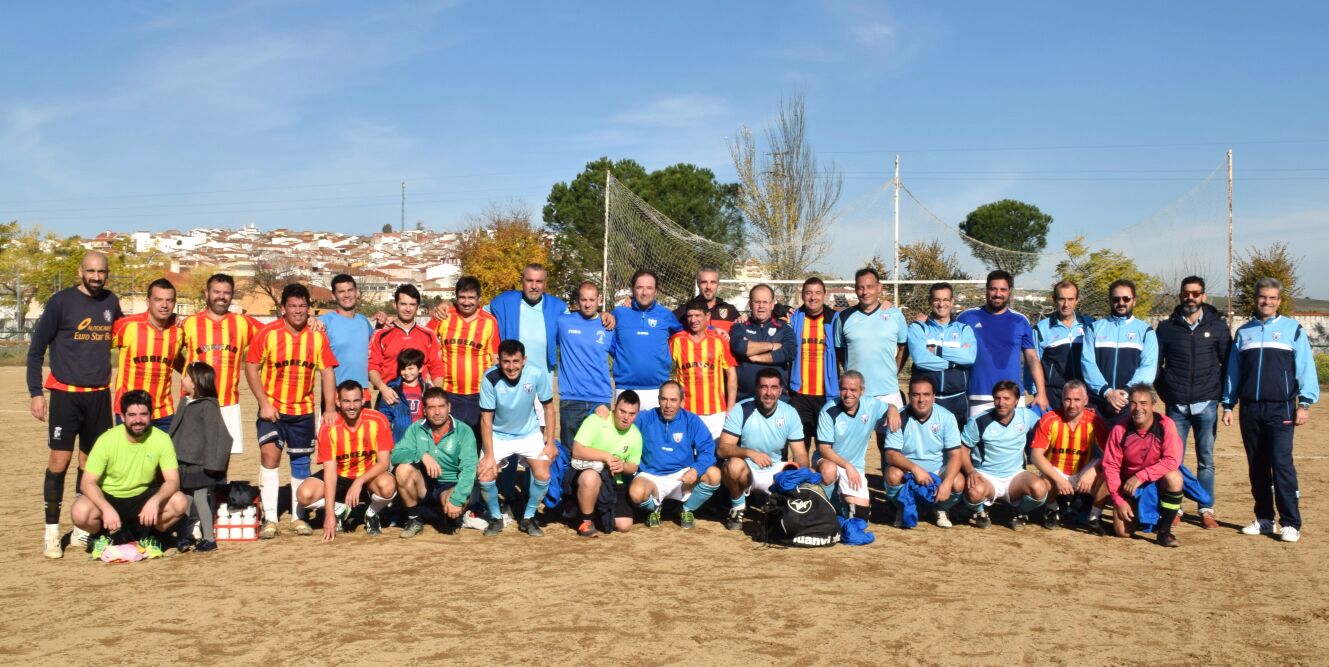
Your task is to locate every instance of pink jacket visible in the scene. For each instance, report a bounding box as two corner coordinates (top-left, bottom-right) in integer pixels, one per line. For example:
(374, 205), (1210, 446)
(1102, 413), (1182, 506)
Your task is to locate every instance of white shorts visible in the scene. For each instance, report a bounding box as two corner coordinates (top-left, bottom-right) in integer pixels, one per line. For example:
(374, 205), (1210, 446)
(746, 463), (785, 496)
(637, 468), (692, 504)
(1045, 467), (1090, 489)
(493, 432), (548, 464)
(872, 393), (904, 410)
(616, 388), (660, 412)
(836, 465), (871, 500)
(220, 404), (244, 454)
(699, 412), (725, 440)
(533, 397), (546, 428)
(976, 470), (1020, 506)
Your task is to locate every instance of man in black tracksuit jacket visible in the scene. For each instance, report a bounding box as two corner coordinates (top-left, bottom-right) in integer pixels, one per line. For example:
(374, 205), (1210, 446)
(1154, 277), (1231, 527)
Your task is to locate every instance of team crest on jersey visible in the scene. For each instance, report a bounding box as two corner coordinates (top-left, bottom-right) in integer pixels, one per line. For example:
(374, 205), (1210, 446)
(719, 308), (729, 318)
(951, 332), (959, 339)
(596, 330), (606, 344)
(103, 309), (113, 322)
(774, 418), (786, 429)
(860, 413), (868, 424)
(931, 422), (941, 434)
(1127, 332), (1137, 341)
(647, 318), (658, 328)
(522, 383), (533, 394)
(672, 432), (683, 443)
(767, 327), (776, 336)
(974, 322), (983, 328)
(1272, 331), (1281, 340)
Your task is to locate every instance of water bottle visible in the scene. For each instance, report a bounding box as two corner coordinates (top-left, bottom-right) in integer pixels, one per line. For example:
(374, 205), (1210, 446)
(217, 504), (231, 540)
(241, 507), (257, 540)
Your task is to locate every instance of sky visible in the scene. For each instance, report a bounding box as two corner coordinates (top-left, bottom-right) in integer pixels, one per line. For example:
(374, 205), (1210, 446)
(2, 1), (1327, 294)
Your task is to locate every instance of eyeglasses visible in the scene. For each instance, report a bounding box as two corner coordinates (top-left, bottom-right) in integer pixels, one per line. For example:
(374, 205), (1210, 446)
(1110, 296), (1133, 303)
(1180, 291), (1203, 297)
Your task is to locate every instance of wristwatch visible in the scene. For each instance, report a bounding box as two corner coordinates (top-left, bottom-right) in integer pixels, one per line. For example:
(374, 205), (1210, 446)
(1299, 401), (1312, 411)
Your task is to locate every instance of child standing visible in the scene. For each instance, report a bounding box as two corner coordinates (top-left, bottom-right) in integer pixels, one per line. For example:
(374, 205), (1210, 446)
(167, 362), (234, 551)
(380, 347), (427, 441)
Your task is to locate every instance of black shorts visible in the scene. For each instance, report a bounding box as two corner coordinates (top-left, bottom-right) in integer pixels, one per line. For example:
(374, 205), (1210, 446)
(104, 485), (162, 533)
(447, 392), (481, 433)
(569, 467), (633, 517)
(789, 392), (829, 443)
(313, 472), (373, 505)
(48, 389), (113, 453)
(426, 479), (459, 506)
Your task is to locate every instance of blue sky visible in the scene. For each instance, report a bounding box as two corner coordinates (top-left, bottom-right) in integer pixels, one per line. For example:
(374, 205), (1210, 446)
(3, 2), (1327, 294)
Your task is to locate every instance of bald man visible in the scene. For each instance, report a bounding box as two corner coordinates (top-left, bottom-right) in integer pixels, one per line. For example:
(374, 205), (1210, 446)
(28, 252), (124, 558)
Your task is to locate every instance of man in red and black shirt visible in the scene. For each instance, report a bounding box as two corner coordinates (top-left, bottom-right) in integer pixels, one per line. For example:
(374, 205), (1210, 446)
(672, 267), (740, 335)
(368, 284), (444, 409)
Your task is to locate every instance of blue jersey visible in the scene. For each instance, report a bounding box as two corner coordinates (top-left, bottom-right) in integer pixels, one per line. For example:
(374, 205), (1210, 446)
(635, 407), (717, 477)
(1080, 315), (1158, 397)
(479, 364), (553, 439)
(1223, 314), (1320, 407)
(555, 312), (615, 404)
(885, 404), (961, 473)
(833, 305), (909, 397)
(955, 307), (1035, 402)
(519, 299), (551, 374)
(906, 317), (976, 399)
(722, 398), (805, 471)
(1030, 314), (1092, 402)
(816, 397), (891, 470)
(611, 301), (682, 389)
(318, 311), (374, 389)
(961, 406), (1038, 477)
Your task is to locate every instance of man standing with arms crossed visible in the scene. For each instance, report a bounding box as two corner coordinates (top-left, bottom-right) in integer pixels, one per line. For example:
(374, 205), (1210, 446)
(612, 270), (682, 411)
(319, 274), (375, 393)
(1081, 279), (1158, 419)
(1223, 277), (1318, 543)
(731, 284), (796, 401)
(788, 278), (839, 452)
(245, 284), (339, 539)
(670, 297), (738, 439)
(1031, 280), (1093, 410)
(29, 251), (123, 558)
(179, 273), (262, 454)
(957, 270), (1049, 417)
(1155, 276), (1230, 529)
(428, 276), (500, 431)
(907, 281), (977, 427)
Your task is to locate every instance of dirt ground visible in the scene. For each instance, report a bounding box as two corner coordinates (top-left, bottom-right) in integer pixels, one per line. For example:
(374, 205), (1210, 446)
(2, 366), (1326, 665)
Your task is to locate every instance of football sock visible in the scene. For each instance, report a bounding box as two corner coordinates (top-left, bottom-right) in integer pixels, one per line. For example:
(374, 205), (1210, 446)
(1016, 494), (1048, 514)
(852, 504), (870, 521)
(479, 480), (502, 520)
(730, 496), (746, 512)
(638, 496), (658, 512)
(74, 468), (84, 498)
(367, 493), (393, 517)
(820, 483), (837, 502)
(44, 469), (65, 525)
(290, 478), (307, 520)
(524, 478), (550, 520)
(682, 482), (719, 512)
(259, 466), (280, 522)
(306, 498), (326, 511)
(1158, 490), (1184, 535)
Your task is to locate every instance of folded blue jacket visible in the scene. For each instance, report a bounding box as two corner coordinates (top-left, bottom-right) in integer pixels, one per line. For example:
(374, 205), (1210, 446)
(771, 467), (821, 494)
(838, 516), (875, 545)
(1131, 465), (1212, 532)
(895, 472), (940, 529)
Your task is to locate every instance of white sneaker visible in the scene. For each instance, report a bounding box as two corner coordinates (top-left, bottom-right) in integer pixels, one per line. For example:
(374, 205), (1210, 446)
(43, 528), (62, 560)
(70, 526), (90, 547)
(1241, 519), (1275, 535)
(935, 511), (953, 529)
(461, 510), (489, 530)
(1280, 526), (1301, 543)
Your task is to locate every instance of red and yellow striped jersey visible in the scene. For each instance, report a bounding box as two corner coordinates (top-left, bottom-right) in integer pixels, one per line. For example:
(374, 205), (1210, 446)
(797, 310), (830, 396)
(316, 409), (394, 479)
(245, 321), (338, 415)
(1032, 408), (1108, 476)
(179, 311), (261, 406)
(428, 308), (500, 395)
(669, 330), (736, 416)
(111, 313), (182, 418)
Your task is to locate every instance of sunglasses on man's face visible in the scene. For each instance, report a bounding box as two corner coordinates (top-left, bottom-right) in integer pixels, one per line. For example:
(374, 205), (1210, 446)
(1110, 296), (1133, 304)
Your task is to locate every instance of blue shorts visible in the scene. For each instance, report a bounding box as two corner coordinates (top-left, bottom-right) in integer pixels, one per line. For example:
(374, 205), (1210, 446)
(446, 392), (481, 432)
(256, 413), (317, 455)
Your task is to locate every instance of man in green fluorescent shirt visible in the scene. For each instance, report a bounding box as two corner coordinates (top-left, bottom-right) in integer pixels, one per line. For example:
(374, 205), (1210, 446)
(392, 387), (479, 538)
(569, 391), (643, 537)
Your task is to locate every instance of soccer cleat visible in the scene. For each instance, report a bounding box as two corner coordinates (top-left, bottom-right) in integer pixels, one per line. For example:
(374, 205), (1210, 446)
(724, 508), (744, 531)
(175, 535), (194, 553)
(194, 539), (218, 552)
(43, 532), (63, 560)
(974, 511), (992, 529)
(89, 534), (112, 560)
(1088, 517), (1108, 536)
(1156, 532), (1179, 548)
(291, 519), (313, 536)
(519, 518), (544, 538)
(646, 509), (662, 528)
(935, 510), (953, 529)
(1011, 514), (1027, 531)
(259, 521), (280, 539)
(399, 518), (424, 539)
(576, 520), (600, 538)
(1241, 519), (1275, 536)
(1042, 509), (1060, 530)
(140, 536), (164, 559)
(680, 510), (696, 530)
(1281, 526), (1301, 543)
(461, 510), (489, 530)
(334, 505), (352, 533)
(364, 513), (383, 536)
(70, 526), (90, 547)
(483, 517), (504, 537)
(1200, 510), (1219, 530)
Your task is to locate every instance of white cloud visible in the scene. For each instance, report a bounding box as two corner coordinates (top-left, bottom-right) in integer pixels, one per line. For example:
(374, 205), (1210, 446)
(850, 22), (896, 47)
(610, 94), (732, 129)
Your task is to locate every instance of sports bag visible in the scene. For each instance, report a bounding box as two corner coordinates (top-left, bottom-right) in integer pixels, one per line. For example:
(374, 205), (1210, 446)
(764, 483), (840, 548)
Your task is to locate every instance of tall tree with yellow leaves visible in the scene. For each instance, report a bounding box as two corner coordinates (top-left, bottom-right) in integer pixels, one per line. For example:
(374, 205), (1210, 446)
(458, 203), (555, 302)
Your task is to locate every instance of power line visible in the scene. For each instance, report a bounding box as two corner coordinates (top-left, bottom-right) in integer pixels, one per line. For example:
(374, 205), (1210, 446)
(821, 138), (1329, 155)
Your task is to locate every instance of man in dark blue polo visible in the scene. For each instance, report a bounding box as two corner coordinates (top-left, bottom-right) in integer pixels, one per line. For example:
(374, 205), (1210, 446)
(729, 284), (796, 401)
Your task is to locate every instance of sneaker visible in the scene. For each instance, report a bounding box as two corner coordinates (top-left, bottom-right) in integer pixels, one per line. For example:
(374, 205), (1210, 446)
(89, 534), (112, 560)
(334, 505), (352, 533)
(1011, 514), (1027, 531)
(1156, 532), (1179, 548)
(175, 535), (195, 553)
(973, 511), (992, 529)
(43, 531), (63, 560)
(461, 510), (489, 531)
(1281, 526), (1302, 543)
(646, 509), (662, 528)
(140, 536), (164, 559)
(1088, 517), (1108, 536)
(1042, 509), (1059, 530)
(1200, 510), (1219, 529)
(194, 539), (218, 552)
(483, 517), (504, 537)
(259, 520), (279, 539)
(364, 513), (383, 536)
(680, 510), (696, 530)
(70, 526), (90, 547)
(724, 508), (745, 531)
(576, 520), (600, 538)
(399, 518), (424, 539)
(519, 518), (544, 538)
(935, 510), (953, 529)
(291, 519), (313, 536)
(1241, 519), (1275, 536)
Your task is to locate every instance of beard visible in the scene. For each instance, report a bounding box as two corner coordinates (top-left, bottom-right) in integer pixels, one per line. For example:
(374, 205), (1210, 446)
(1181, 302), (1200, 315)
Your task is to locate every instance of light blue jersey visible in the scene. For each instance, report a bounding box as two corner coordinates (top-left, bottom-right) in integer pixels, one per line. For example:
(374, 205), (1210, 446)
(961, 406), (1038, 478)
(885, 404), (961, 473)
(318, 311), (374, 389)
(816, 397), (891, 470)
(479, 364), (553, 439)
(519, 299), (550, 373)
(723, 398), (805, 471)
(833, 305), (909, 397)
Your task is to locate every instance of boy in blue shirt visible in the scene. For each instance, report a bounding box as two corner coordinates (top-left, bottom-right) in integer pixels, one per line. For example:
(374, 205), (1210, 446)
(477, 339), (555, 537)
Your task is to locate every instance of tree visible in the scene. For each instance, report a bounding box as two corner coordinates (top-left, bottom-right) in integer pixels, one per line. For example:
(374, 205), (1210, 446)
(728, 93), (841, 286)
(898, 240), (974, 314)
(459, 203), (553, 302)
(0, 225), (86, 330)
(1233, 241), (1302, 316)
(382, 223), (393, 233)
(959, 199), (1052, 277)
(246, 246), (300, 314)
(108, 238), (171, 310)
(1055, 236), (1164, 317)
(543, 157), (742, 296)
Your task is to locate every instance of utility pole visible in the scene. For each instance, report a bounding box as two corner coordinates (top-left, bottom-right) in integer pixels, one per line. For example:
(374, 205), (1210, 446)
(400, 181), (406, 233)
(893, 155), (901, 305)
(1226, 149), (1234, 324)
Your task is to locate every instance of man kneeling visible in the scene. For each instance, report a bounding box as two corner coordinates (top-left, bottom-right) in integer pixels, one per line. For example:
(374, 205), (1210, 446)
(296, 381), (397, 540)
(1102, 383), (1185, 547)
(960, 381), (1049, 529)
(569, 391), (643, 537)
(815, 370), (898, 524)
(629, 382), (721, 531)
(881, 376), (964, 528)
(73, 390), (189, 559)
(392, 388), (478, 538)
